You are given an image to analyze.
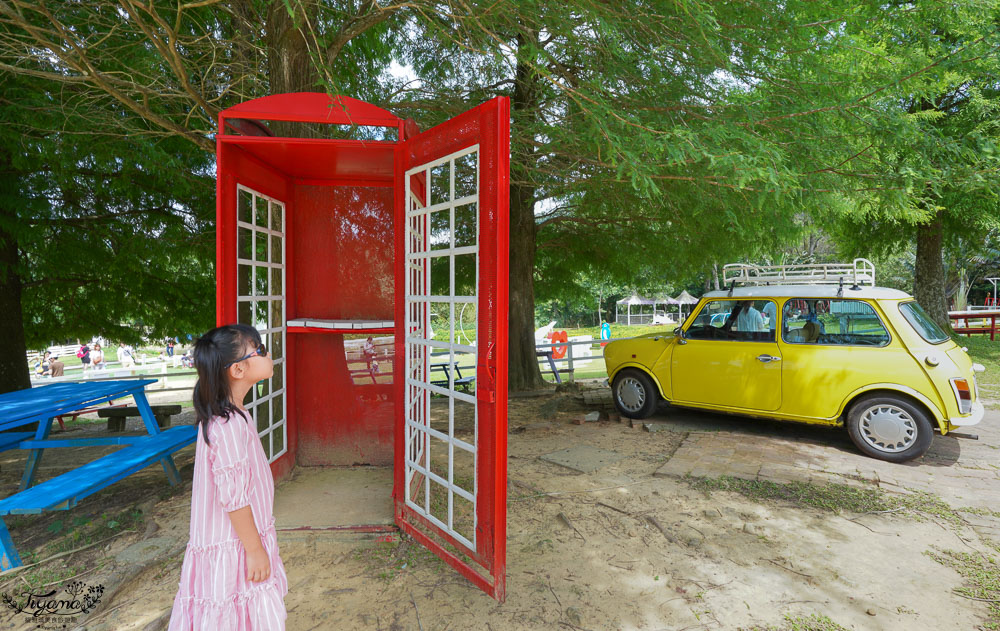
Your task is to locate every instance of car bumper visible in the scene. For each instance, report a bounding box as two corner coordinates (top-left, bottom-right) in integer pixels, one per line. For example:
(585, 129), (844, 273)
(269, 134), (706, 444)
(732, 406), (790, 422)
(949, 401), (985, 427)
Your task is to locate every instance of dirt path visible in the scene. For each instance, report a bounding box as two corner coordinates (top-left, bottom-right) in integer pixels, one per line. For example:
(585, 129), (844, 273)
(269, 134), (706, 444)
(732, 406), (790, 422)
(0, 395), (996, 630)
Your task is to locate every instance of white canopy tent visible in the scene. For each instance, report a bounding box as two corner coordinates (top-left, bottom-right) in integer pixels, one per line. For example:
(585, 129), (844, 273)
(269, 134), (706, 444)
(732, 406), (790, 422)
(673, 290), (699, 324)
(615, 294), (676, 326)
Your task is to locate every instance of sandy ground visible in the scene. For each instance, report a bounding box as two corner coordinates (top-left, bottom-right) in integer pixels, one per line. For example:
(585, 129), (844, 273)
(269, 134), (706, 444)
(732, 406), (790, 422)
(0, 392), (994, 630)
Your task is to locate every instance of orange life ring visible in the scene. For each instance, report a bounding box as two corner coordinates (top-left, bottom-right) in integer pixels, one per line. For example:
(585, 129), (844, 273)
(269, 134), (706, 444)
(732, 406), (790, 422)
(550, 330), (568, 359)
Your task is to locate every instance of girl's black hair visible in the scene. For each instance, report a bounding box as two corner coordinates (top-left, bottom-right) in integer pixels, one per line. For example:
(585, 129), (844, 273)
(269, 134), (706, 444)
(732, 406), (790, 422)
(192, 323), (261, 443)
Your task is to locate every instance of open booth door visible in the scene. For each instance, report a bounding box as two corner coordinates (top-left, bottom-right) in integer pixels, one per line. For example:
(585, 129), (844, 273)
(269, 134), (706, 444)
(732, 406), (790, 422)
(394, 97), (509, 600)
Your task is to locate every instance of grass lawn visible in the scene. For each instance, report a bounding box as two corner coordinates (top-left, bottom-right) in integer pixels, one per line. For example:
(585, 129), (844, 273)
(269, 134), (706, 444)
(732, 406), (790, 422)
(957, 335), (1000, 401)
(564, 323), (678, 339)
(531, 323), (678, 383)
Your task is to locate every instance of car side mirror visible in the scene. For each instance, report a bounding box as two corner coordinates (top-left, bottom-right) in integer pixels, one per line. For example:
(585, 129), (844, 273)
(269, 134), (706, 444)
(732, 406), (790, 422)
(674, 327), (687, 344)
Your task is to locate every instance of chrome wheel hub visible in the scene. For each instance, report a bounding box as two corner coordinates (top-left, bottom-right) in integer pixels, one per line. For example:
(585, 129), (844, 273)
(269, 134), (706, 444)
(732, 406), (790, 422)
(859, 404), (917, 453)
(617, 377), (646, 413)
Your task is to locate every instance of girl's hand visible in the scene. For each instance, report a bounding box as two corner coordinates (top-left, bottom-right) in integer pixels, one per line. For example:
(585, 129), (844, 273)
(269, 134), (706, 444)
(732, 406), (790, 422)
(227, 507), (270, 583)
(246, 546), (271, 583)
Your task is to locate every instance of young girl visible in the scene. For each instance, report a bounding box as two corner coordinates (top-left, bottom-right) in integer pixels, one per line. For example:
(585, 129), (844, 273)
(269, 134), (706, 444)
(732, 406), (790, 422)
(169, 324), (288, 630)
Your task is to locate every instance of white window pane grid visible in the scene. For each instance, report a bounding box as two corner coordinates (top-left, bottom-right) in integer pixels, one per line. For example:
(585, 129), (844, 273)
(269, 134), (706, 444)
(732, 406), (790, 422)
(403, 147), (480, 552)
(235, 184), (287, 464)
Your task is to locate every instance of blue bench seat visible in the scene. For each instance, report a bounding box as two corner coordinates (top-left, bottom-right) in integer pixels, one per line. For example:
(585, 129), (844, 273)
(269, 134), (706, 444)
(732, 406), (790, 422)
(0, 425), (197, 516)
(0, 432), (35, 452)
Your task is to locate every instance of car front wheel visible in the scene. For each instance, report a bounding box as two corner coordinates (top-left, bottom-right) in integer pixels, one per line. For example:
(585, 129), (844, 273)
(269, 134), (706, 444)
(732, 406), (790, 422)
(612, 369), (658, 419)
(846, 394), (934, 462)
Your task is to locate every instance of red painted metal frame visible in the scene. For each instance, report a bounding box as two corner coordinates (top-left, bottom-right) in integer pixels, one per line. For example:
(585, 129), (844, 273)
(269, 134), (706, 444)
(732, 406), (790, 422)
(218, 94), (405, 481)
(222, 93), (403, 129)
(216, 128), (297, 481)
(217, 93), (508, 600)
(392, 96), (510, 601)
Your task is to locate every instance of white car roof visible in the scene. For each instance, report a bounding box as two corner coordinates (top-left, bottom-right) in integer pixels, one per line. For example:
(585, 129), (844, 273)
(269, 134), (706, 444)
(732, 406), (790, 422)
(702, 285), (912, 300)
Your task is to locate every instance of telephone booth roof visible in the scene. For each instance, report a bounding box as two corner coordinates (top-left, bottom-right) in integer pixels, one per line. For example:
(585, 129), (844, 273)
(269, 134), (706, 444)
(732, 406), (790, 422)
(218, 93), (410, 182)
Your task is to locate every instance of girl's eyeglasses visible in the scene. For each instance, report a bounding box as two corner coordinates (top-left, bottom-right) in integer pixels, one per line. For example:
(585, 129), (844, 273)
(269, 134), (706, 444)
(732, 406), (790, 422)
(226, 344), (268, 368)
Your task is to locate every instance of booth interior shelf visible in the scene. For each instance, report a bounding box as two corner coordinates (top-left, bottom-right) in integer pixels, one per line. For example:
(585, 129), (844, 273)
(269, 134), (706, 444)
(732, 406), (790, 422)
(286, 318), (395, 334)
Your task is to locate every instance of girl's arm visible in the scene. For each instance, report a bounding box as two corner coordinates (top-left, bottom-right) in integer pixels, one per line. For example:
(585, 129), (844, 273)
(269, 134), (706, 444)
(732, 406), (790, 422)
(228, 505), (271, 583)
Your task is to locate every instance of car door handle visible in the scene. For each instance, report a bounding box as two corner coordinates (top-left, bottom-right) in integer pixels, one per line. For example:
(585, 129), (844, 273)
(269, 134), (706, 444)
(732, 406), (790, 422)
(757, 354), (781, 363)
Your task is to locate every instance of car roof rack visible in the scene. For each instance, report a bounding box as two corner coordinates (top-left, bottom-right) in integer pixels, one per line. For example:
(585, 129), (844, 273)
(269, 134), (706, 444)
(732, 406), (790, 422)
(722, 258), (876, 288)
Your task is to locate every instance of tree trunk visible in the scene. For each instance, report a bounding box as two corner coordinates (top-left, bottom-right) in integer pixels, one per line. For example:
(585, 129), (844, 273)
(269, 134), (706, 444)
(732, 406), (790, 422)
(598, 286), (605, 327)
(914, 210), (951, 331)
(0, 150), (30, 395)
(266, 2), (320, 136)
(507, 28), (546, 392)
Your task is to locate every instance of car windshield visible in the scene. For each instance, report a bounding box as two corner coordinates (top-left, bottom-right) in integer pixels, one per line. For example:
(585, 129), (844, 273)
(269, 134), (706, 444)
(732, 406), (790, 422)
(899, 301), (949, 344)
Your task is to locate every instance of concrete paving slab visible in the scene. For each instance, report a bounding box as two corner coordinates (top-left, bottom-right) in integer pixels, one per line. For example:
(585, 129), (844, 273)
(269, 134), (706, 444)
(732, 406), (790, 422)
(274, 466), (394, 529)
(539, 445), (626, 473)
(648, 404), (1000, 510)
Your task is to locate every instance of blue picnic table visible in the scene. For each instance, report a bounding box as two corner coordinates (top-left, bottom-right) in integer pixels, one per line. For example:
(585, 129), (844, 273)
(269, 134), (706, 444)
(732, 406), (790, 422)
(0, 380), (196, 570)
(429, 361), (476, 391)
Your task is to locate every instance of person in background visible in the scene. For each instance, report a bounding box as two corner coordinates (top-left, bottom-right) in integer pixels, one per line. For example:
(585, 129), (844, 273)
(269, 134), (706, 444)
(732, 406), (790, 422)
(363, 336), (377, 373)
(34, 351), (51, 377)
(762, 300), (777, 334)
(166, 339), (176, 357)
(91, 343), (106, 369)
(118, 342), (136, 368)
(78, 342), (92, 370)
(736, 301), (766, 332)
(49, 356), (65, 377)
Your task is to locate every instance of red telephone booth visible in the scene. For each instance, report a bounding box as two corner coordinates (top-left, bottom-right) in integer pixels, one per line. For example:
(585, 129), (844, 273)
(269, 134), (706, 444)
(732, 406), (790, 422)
(215, 93), (509, 600)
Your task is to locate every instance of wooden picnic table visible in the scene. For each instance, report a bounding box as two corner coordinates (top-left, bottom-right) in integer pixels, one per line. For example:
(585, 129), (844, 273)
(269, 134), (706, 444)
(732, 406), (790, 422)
(0, 380), (196, 570)
(948, 309), (1000, 341)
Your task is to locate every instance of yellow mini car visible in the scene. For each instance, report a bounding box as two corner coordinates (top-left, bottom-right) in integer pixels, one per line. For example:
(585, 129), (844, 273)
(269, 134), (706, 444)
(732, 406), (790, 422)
(604, 260), (985, 462)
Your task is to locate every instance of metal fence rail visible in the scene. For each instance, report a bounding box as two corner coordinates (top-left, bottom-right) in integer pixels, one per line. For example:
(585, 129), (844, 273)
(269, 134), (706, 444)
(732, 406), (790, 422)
(31, 363), (198, 394)
(534, 336), (641, 382)
(26, 335), (646, 393)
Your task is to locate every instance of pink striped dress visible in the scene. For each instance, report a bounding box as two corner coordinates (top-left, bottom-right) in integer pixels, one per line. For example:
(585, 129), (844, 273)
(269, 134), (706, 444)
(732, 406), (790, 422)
(168, 410), (288, 630)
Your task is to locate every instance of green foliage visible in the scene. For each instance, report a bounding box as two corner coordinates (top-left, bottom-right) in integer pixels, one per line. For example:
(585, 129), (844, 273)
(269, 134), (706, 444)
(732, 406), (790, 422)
(958, 334), (1000, 396)
(0, 71), (216, 346)
(0, 0), (413, 362)
(688, 475), (966, 523)
(689, 476), (897, 514)
(741, 614), (851, 631)
(3, 0), (999, 361)
(400, 1), (1000, 314)
(352, 535), (443, 583)
(927, 548), (1000, 629)
(816, 2), (1000, 264)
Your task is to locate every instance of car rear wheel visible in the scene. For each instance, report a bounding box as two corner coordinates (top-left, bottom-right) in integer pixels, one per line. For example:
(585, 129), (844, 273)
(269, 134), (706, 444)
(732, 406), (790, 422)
(612, 369), (658, 419)
(846, 394), (934, 462)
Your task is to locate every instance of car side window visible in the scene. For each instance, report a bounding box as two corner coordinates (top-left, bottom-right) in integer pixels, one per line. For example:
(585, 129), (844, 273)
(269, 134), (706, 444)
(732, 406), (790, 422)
(782, 299), (889, 346)
(685, 299), (776, 342)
